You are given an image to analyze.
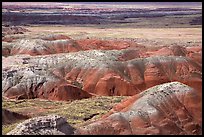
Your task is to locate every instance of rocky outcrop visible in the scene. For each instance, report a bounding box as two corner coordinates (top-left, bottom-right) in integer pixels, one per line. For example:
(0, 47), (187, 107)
(7, 115), (76, 135)
(76, 82), (202, 135)
(2, 109), (29, 125)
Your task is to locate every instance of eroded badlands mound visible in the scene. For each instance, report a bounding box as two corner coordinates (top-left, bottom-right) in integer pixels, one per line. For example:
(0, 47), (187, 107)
(2, 32), (202, 135)
(2, 1), (202, 135)
(7, 82), (202, 135)
(2, 35), (136, 56)
(2, 49), (202, 100)
(76, 82), (202, 135)
(2, 34), (202, 100)
(2, 34), (201, 65)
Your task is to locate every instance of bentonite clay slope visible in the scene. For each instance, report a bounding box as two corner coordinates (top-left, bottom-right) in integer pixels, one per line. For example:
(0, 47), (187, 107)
(76, 82), (202, 135)
(2, 34), (82, 56)
(6, 82), (201, 135)
(7, 115), (76, 135)
(2, 34), (201, 67)
(2, 35), (138, 56)
(7, 38), (82, 56)
(2, 49), (201, 100)
(146, 45), (202, 65)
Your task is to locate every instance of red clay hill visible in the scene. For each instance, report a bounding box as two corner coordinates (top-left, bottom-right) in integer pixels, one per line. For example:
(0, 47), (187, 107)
(76, 82), (202, 135)
(2, 45), (202, 101)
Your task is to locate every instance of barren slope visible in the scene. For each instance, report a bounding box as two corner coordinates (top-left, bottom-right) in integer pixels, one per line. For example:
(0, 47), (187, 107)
(2, 48), (201, 100)
(77, 82), (202, 135)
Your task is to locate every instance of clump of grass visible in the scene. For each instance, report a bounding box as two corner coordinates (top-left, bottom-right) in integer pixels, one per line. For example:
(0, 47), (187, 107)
(44, 96), (127, 127)
(2, 96), (128, 133)
(2, 120), (24, 135)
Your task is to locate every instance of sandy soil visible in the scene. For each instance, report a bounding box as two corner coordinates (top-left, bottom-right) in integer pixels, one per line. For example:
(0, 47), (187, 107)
(26, 26), (202, 46)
